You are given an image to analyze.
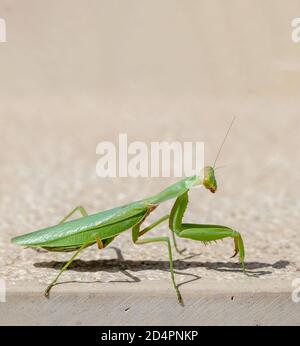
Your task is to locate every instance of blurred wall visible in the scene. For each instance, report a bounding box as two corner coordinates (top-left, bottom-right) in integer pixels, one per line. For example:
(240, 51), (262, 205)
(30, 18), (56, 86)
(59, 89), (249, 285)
(0, 0), (300, 98)
(0, 0), (299, 204)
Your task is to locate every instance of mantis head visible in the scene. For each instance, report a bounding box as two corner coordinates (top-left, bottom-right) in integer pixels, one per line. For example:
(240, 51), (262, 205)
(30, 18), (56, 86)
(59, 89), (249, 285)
(202, 116), (235, 194)
(203, 166), (217, 193)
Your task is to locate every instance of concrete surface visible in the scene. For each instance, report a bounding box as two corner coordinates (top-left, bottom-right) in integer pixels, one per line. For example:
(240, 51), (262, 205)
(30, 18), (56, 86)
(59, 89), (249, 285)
(1, 280), (299, 326)
(1, 1), (300, 325)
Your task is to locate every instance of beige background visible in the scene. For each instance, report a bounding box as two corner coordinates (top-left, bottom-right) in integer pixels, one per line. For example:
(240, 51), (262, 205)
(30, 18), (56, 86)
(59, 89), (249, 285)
(0, 1), (300, 287)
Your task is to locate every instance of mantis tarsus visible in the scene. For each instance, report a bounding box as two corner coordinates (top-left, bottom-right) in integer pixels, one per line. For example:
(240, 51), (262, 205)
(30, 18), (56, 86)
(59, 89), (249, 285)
(11, 119), (246, 305)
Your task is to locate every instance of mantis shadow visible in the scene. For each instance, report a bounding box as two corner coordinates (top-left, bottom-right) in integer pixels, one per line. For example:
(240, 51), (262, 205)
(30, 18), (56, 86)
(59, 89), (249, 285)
(34, 247), (201, 288)
(34, 247), (289, 288)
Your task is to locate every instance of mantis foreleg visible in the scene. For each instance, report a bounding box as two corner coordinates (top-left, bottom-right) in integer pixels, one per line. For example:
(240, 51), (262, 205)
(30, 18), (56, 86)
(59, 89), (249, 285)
(171, 230), (186, 255)
(169, 192), (247, 274)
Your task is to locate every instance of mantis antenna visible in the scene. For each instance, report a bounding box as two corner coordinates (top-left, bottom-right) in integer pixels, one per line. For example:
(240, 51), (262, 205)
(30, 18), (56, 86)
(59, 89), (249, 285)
(213, 116), (235, 168)
(214, 165), (228, 171)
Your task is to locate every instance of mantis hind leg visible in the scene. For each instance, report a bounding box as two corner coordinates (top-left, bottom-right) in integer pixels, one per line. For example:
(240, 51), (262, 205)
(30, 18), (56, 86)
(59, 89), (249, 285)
(170, 192), (247, 274)
(44, 242), (89, 297)
(58, 206), (88, 224)
(44, 206), (90, 297)
(44, 235), (116, 297)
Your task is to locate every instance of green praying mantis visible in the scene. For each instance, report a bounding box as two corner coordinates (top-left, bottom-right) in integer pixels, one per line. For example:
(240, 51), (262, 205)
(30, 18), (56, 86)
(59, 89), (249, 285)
(11, 119), (246, 304)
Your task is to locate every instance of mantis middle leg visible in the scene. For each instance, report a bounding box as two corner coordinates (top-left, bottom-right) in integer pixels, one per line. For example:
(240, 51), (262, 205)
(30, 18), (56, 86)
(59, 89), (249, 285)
(132, 213), (183, 305)
(137, 213), (185, 254)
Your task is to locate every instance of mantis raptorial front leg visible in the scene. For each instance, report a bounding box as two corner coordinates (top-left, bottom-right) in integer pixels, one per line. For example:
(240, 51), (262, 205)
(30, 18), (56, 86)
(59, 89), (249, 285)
(169, 192), (247, 274)
(132, 212), (183, 305)
(171, 229), (186, 255)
